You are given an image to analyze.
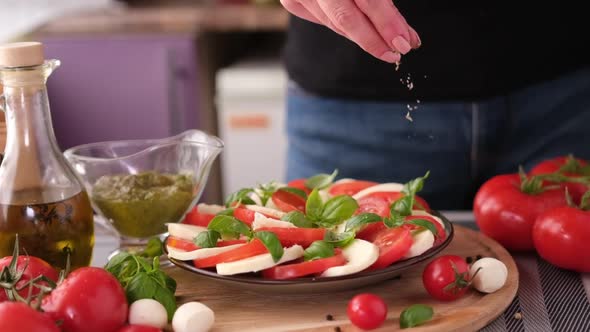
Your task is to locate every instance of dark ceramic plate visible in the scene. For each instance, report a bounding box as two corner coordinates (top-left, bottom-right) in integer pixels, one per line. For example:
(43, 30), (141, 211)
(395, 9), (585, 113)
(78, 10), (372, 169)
(166, 212), (454, 294)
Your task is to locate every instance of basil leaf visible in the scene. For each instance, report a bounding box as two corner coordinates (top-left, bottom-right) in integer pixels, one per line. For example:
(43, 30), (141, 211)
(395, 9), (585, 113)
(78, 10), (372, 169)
(345, 213), (382, 232)
(254, 231), (284, 262)
(324, 231), (356, 247)
(125, 272), (177, 320)
(322, 195), (359, 223)
(580, 190), (590, 210)
(216, 208), (235, 216)
(279, 187), (308, 200)
(225, 188), (256, 207)
(402, 171), (430, 196)
(383, 215), (405, 228)
(390, 195), (413, 217)
(305, 169), (338, 190)
(306, 189), (324, 221)
(104, 252), (134, 279)
(194, 230), (221, 248)
(140, 237), (163, 258)
(400, 304), (434, 329)
(406, 218), (438, 237)
(207, 215), (252, 238)
(304, 241), (335, 261)
(281, 211), (315, 228)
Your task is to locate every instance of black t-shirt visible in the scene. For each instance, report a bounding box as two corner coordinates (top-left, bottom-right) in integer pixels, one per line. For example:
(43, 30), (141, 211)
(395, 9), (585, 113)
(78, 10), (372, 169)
(284, 1), (589, 101)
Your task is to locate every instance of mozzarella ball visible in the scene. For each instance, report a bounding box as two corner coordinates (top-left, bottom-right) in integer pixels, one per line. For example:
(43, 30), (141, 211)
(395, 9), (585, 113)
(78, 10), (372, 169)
(469, 257), (508, 293)
(172, 302), (215, 332)
(128, 299), (168, 329)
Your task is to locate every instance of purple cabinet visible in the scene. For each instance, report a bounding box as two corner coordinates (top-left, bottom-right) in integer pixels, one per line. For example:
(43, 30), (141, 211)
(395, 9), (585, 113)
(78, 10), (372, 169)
(42, 35), (201, 149)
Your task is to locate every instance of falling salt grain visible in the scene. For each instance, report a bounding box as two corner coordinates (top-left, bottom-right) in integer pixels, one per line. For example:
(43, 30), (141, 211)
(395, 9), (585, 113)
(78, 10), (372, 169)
(405, 111), (413, 122)
(395, 62), (401, 71)
(417, 99), (421, 104)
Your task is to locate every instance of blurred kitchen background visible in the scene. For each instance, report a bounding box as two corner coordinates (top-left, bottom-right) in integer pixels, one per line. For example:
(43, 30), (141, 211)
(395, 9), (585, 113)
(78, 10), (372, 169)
(0, 0), (290, 203)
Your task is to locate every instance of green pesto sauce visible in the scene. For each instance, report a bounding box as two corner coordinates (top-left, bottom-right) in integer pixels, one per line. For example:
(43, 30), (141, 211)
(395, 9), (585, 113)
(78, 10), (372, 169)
(92, 171), (194, 238)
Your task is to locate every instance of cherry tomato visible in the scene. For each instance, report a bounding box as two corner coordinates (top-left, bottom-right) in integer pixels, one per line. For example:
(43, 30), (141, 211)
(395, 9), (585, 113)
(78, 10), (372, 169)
(42, 267), (128, 332)
(193, 238), (267, 268)
(287, 178), (311, 194)
(530, 155), (588, 204)
(256, 227), (326, 248)
(0, 255), (58, 302)
(533, 205), (590, 273)
(370, 227), (413, 269)
(328, 180), (378, 196)
(474, 174), (567, 251)
(117, 325), (162, 332)
(233, 207), (256, 226)
(0, 302), (59, 332)
(422, 255), (470, 301)
(271, 189), (306, 213)
(347, 293), (388, 330)
(182, 207), (215, 227)
(262, 253), (347, 279)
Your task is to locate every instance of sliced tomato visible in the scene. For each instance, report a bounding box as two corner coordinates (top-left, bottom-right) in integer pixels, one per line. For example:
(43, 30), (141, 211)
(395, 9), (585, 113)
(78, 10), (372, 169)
(356, 222), (387, 242)
(183, 208), (215, 227)
(287, 178), (311, 194)
(166, 236), (199, 251)
(193, 239), (267, 268)
(356, 196), (390, 218)
(328, 180), (378, 196)
(262, 254), (347, 280)
(366, 192), (430, 212)
(233, 207), (256, 226)
(256, 227), (326, 248)
(403, 215), (446, 245)
(370, 227), (413, 269)
(272, 189), (306, 213)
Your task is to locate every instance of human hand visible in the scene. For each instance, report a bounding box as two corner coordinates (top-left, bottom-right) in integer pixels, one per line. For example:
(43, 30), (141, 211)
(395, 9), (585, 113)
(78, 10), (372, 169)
(280, 0), (421, 63)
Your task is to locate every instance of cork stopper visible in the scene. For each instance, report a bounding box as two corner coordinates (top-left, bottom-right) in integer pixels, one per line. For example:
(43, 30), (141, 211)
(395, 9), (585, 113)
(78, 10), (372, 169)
(0, 42), (45, 68)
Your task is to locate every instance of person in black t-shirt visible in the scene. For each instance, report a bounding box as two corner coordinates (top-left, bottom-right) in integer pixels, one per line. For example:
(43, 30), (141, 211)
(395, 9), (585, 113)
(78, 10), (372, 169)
(279, 0), (590, 209)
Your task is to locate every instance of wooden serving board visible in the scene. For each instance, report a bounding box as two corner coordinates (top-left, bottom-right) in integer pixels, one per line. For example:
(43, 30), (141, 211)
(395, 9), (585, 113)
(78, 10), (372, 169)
(167, 225), (519, 332)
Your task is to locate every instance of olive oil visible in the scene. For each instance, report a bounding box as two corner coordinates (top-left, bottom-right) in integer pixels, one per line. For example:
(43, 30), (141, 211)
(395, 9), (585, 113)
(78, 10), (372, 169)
(0, 189), (94, 270)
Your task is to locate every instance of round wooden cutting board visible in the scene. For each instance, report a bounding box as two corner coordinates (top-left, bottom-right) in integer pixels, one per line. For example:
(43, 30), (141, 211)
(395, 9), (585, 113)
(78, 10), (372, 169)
(167, 225), (519, 332)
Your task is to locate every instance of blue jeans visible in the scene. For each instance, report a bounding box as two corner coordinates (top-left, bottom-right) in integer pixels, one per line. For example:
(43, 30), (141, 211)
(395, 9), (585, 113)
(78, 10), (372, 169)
(285, 68), (590, 210)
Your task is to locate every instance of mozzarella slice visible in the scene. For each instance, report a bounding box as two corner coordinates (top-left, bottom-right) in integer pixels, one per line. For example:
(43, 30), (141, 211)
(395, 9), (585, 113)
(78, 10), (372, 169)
(245, 204), (286, 219)
(469, 257), (508, 293)
(403, 230), (435, 259)
(352, 183), (404, 200)
(265, 197), (280, 210)
(216, 245), (304, 275)
(248, 192), (263, 206)
(252, 212), (296, 230)
(321, 239), (378, 277)
(332, 178), (355, 185)
(411, 210), (445, 228)
(319, 189), (331, 202)
(167, 223), (207, 241)
(167, 244), (246, 261)
(196, 203), (225, 215)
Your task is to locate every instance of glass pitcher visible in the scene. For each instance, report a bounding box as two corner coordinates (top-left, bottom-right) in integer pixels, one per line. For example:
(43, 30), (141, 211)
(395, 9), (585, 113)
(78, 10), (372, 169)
(0, 42), (94, 270)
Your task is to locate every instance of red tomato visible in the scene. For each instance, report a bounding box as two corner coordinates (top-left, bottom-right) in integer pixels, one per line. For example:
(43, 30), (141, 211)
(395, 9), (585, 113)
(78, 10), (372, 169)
(287, 178), (311, 194)
(356, 192), (430, 219)
(356, 222), (387, 242)
(42, 267), (128, 332)
(193, 239), (267, 268)
(370, 227), (413, 269)
(117, 325), (162, 332)
(166, 236), (199, 251)
(166, 236), (246, 252)
(262, 254), (347, 279)
(533, 206), (590, 273)
(404, 215), (447, 245)
(530, 156), (588, 204)
(0, 302), (59, 332)
(182, 207), (215, 227)
(256, 227), (326, 248)
(422, 255), (470, 301)
(0, 255), (58, 302)
(347, 293), (388, 330)
(271, 189), (306, 213)
(474, 174), (567, 251)
(328, 180), (378, 196)
(233, 207), (256, 226)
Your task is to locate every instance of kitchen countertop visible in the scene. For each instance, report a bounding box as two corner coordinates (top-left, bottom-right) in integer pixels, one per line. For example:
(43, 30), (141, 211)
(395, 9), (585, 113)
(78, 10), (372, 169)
(34, 3), (289, 36)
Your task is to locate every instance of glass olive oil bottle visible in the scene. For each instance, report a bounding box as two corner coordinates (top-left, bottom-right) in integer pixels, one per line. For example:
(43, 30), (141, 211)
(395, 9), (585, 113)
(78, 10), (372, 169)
(0, 42), (94, 270)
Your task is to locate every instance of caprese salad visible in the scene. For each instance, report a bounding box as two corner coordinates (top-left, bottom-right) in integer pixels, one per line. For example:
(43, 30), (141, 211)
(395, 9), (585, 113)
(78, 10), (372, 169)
(165, 171), (448, 280)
